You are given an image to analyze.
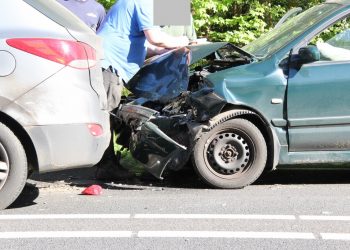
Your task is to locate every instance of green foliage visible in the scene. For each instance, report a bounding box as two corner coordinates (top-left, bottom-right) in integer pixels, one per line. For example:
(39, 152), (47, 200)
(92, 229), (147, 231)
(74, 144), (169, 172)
(98, 0), (115, 9)
(192, 0), (323, 46)
(311, 18), (350, 44)
(322, 19), (350, 41)
(97, 0), (324, 46)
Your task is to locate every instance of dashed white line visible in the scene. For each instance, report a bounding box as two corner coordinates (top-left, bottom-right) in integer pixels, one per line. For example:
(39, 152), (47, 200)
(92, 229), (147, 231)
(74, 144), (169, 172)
(321, 233), (350, 241)
(0, 214), (131, 220)
(300, 215), (350, 221)
(1, 213), (349, 241)
(137, 231), (315, 239)
(0, 231), (133, 239)
(134, 214), (296, 220)
(0, 231), (316, 240)
(2, 214), (350, 222)
(2, 231), (350, 241)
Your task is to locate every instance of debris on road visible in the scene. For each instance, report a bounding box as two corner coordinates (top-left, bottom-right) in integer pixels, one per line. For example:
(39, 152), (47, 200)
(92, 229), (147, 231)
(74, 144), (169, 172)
(81, 185), (103, 195)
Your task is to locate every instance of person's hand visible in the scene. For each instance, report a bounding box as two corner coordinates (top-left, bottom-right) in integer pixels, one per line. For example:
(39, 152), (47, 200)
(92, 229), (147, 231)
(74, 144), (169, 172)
(184, 47), (191, 65)
(144, 29), (190, 49)
(156, 47), (171, 55)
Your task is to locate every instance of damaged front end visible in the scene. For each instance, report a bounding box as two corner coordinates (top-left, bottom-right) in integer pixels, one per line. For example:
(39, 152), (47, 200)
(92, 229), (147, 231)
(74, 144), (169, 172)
(116, 43), (254, 179)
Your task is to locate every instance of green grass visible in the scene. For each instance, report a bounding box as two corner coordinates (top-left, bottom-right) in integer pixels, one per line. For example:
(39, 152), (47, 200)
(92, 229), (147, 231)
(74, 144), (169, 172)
(112, 88), (146, 176)
(113, 133), (145, 176)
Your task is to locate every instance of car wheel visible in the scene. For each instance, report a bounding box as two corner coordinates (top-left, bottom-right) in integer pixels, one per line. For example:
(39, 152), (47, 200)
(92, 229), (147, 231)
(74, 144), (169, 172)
(193, 118), (267, 189)
(0, 122), (27, 209)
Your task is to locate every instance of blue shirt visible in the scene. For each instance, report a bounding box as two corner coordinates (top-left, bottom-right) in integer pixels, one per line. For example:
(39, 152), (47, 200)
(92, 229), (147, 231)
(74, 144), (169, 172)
(57, 0), (105, 31)
(97, 0), (156, 82)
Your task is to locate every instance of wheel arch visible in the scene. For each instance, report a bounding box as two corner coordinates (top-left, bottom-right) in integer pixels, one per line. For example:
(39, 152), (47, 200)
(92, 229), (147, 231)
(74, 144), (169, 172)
(0, 111), (39, 173)
(213, 104), (279, 172)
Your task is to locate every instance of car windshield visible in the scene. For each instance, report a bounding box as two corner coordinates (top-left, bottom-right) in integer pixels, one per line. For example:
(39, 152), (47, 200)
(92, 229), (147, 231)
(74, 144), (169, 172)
(243, 3), (341, 58)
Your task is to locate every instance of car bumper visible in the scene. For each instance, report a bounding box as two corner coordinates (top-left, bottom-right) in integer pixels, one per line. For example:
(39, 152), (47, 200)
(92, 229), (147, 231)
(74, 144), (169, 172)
(1, 64), (110, 172)
(25, 118), (110, 173)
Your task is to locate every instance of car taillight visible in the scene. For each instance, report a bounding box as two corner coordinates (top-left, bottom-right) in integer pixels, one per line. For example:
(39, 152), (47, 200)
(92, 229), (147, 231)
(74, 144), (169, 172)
(6, 38), (96, 69)
(88, 123), (103, 137)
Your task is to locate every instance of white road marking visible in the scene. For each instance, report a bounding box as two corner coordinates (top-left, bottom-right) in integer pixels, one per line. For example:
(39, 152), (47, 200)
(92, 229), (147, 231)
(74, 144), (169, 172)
(1, 213), (350, 241)
(0, 231), (316, 240)
(300, 215), (350, 221)
(2, 231), (350, 241)
(138, 231), (315, 239)
(134, 214), (296, 220)
(0, 214), (131, 220)
(0, 231), (132, 239)
(2, 214), (350, 222)
(321, 233), (350, 241)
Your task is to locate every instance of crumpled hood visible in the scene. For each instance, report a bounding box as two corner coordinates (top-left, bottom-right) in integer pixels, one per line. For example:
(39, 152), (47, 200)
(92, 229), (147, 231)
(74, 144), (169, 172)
(125, 42), (235, 103)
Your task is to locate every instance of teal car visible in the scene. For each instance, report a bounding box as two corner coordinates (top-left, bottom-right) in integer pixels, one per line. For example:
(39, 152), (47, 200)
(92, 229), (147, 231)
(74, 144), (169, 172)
(117, 0), (350, 188)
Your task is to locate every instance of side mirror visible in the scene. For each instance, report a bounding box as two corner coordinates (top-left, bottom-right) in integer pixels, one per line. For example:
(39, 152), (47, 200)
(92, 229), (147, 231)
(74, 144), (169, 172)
(298, 45), (320, 64)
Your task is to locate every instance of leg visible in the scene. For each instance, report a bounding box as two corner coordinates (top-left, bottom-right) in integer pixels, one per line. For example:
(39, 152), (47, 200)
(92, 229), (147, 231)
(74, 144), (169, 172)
(95, 68), (133, 180)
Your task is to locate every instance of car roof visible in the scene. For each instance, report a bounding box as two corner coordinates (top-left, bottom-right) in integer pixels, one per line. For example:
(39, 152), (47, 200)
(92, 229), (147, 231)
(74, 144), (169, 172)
(326, 0), (350, 5)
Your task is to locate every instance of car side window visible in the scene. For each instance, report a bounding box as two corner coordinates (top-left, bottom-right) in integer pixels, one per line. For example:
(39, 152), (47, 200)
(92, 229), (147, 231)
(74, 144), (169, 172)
(309, 17), (350, 62)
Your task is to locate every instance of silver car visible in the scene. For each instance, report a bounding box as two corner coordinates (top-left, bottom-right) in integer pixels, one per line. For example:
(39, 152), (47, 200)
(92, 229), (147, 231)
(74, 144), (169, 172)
(0, 0), (110, 209)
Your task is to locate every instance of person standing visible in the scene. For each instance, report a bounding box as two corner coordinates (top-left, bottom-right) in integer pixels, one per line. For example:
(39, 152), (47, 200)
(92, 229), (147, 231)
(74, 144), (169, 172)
(57, 0), (105, 32)
(161, 15), (197, 44)
(146, 12), (197, 58)
(95, 0), (189, 179)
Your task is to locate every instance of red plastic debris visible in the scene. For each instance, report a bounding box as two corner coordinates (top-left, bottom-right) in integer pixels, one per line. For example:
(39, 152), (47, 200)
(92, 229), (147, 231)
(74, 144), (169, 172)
(81, 185), (103, 195)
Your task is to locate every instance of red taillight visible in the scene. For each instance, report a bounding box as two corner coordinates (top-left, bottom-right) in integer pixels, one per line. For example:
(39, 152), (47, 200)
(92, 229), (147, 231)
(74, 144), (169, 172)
(6, 38), (96, 69)
(88, 124), (103, 137)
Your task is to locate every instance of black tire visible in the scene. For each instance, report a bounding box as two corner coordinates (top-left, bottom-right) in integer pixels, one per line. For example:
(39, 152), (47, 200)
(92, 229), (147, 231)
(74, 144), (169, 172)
(193, 118), (267, 189)
(0, 122), (27, 209)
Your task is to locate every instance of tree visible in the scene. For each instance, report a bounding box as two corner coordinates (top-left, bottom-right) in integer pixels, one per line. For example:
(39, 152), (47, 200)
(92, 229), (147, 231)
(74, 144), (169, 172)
(192, 0), (323, 46)
(97, 0), (324, 46)
(98, 0), (115, 9)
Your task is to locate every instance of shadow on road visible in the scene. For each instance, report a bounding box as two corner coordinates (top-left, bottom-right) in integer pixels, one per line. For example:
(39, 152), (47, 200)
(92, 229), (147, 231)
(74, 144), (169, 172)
(8, 183), (39, 209)
(256, 168), (350, 185)
(29, 164), (350, 189)
(29, 166), (207, 189)
(8, 165), (350, 209)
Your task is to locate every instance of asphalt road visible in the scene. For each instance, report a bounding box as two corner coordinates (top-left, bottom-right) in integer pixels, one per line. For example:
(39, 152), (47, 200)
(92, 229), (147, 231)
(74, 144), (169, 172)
(1, 167), (350, 249)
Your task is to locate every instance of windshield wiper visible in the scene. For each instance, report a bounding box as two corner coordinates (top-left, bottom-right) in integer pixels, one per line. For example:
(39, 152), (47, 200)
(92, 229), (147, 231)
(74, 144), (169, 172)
(226, 43), (259, 62)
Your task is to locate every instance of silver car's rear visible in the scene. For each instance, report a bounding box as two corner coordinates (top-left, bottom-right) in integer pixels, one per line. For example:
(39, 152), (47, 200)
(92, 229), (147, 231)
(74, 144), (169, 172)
(0, 0), (110, 209)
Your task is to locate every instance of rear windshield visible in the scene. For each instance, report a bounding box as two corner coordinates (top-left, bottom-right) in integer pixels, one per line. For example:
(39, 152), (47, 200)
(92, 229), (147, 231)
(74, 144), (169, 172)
(24, 0), (93, 32)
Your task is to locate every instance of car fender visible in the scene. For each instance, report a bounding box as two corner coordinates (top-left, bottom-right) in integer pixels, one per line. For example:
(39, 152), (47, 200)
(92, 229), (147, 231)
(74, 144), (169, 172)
(199, 109), (281, 170)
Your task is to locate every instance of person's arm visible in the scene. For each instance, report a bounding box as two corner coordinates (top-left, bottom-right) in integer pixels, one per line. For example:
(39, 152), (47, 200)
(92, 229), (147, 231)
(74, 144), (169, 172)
(144, 29), (189, 49)
(96, 5), (106, 31)
(136, 0), (188, 49)
(146, 43), (171, 57)
(185, 15), (198, 44)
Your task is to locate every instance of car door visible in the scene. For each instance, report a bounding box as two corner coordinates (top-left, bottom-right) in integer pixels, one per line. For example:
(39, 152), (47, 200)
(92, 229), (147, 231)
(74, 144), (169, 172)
(287, 16), (350, 152)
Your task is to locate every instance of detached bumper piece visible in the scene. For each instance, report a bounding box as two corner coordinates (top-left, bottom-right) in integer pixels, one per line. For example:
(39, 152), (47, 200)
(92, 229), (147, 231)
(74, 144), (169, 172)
(118, 104), (187, 179)
(130, 121), (187, 179)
